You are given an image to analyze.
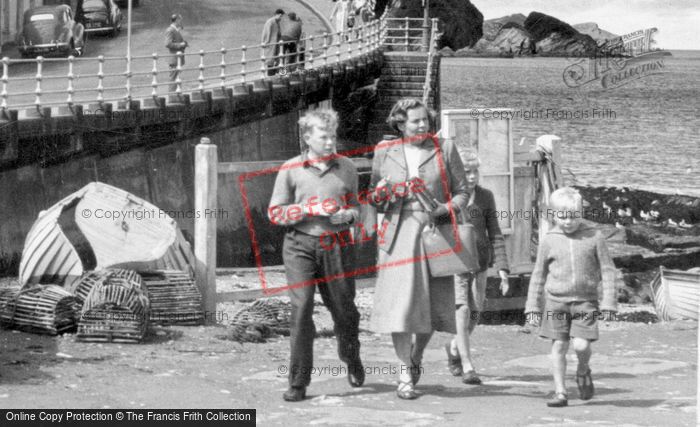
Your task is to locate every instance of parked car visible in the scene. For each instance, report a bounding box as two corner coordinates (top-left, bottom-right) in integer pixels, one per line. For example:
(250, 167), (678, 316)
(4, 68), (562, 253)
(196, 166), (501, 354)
(80, 0), (122, 37)
(17, 5), (86, 58)
(114, 0), (139, 7)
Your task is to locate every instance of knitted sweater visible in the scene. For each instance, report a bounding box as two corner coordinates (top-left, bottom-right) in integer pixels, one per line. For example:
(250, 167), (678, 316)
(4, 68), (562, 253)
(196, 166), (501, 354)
(525, 225), (618, 313)
(462, 186), (509, 273)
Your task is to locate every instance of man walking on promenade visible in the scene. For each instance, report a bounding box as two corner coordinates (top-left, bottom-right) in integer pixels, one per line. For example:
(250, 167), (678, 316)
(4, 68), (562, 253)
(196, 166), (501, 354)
(165, 14), (188, 94)
(268, 109), (365, 402)
(280, 12), (303, 70)
(261, 9), (285, 76)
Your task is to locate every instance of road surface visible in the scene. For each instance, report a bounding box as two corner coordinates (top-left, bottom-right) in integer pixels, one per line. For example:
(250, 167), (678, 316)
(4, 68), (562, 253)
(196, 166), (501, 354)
(1, 0), (329, 111)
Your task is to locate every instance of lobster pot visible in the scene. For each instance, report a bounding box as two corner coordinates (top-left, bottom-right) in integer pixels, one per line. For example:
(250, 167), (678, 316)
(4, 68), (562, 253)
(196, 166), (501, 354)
(140, 270), (203, 325)
(77, 277), (150, 343)
(0, 285), (80, 335)
(0, 286), (22, 327)
(73, 269), (145, 306)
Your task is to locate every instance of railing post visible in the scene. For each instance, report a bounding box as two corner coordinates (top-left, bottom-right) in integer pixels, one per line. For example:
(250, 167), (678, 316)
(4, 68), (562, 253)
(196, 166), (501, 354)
(96, 55), (105, 103)
(151, 53), (159, 98)
(260, 46), (267, 79)
(66, 56), (75, 106)
(422, 0), (430, 52)
(404, 16), (410, 52)
(238, 47), (245, 84)
(198, 50), (205, 92)
(357, 25), (364, 56)
(347, 29), (353, 59)
(1, 57), (8, 111)
(307, 35), (314, 69)
(175, 51), (183, 95)
(323, 33), (329, 66)
(336, 31), (342, 63)
(194, 137), (218, 325)
(432, 18), (439, 50)
(125, 54), (132, 102)
(34, 56), (43, 110)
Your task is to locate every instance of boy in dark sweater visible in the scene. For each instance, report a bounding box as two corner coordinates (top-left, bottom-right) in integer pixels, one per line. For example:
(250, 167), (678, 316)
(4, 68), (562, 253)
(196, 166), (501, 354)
(445, 150), (510, 385)
(525, 187), (617, 407)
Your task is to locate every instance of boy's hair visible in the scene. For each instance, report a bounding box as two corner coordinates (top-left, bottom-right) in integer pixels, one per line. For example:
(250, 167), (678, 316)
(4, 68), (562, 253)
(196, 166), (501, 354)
(386, 98), (436, 134)
(298, 109), (338, 136)
(459, 148), (481, 168)
(549, 187), (583, 212)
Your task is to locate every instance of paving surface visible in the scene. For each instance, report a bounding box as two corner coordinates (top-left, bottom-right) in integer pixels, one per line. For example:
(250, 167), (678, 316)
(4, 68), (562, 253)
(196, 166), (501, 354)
(0, 312), (696, 426)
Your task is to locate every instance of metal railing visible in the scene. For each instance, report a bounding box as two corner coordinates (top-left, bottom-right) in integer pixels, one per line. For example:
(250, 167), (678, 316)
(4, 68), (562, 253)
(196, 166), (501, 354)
(422, 18), (440, 105)
(0, 17), (437, 113)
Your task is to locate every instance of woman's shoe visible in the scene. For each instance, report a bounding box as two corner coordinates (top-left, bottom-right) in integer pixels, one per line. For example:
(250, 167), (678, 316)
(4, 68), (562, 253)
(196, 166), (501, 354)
(444, 343), (463, 376)
(576, 368), (594, 400)
(461, 370), (482, 385)
(396, 379), (418, 400)
(546, 391), (568, 407)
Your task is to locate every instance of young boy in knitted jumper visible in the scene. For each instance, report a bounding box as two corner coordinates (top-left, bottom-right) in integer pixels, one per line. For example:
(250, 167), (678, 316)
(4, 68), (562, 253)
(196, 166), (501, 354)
(525, 187), (617, 407)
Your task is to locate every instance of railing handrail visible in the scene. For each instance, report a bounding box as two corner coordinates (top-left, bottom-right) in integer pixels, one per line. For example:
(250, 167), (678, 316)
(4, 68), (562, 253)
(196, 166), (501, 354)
(0, 16), (435, 112)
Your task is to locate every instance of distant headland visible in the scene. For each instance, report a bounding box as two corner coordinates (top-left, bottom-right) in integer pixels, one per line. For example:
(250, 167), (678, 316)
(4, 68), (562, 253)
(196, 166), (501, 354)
(375, 0), (666, 58)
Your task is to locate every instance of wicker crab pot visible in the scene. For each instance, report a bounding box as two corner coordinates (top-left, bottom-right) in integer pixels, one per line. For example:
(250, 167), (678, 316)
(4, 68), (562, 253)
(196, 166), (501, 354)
(72, 269), (145, 306)
(0, 285), (80, 335)
(77, 272), (150, 343)
(140, 270), (203, 325)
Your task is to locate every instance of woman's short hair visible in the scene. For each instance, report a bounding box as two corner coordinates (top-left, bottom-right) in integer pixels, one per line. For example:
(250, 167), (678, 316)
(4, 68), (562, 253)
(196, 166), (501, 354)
(549, 187), (583, 212)
(459, 148), (481, 168)
(386, 98), (436, 134)
(298, 109), (338, 136)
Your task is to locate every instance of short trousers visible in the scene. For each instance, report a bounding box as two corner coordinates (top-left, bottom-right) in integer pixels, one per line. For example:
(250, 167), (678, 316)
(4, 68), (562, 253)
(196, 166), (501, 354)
(539, 299), (599, 341)
(454, 270), (487, 311)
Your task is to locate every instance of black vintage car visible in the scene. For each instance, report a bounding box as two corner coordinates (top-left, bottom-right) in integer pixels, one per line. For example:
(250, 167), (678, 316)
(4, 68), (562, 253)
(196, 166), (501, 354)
(17, 5), (86, 58)
(114, 0), (139, 7)
(80, 0), (123, 37)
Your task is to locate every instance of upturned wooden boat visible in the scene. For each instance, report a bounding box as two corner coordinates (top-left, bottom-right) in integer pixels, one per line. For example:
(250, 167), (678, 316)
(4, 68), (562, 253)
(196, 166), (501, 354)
(19, 182), (194, 290)
(650, 267), (700, 321)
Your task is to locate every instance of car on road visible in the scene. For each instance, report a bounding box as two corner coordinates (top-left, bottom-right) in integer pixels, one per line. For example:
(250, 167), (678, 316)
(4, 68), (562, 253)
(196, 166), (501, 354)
(17, 5), (86, 58)
(114, 0), (140, 7)
(79, 0), (123, 37)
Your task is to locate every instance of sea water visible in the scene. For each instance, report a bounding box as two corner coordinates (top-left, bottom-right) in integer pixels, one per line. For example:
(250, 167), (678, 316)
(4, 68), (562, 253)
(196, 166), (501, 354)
(441, 50), (700, 196)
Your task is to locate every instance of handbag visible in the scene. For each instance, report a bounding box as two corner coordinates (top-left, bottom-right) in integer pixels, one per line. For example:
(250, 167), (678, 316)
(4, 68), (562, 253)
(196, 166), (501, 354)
(421, 220), (480, 277)
(414, 187), (479, 277)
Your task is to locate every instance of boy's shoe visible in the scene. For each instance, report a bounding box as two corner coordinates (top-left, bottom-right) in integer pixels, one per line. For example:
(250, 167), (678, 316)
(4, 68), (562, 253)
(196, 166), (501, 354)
(576, 368), (594, 400)
(283, 386), (306, 402)
(444, 343), (463, 376)
(546, 391), (568, 407)
(462, 370), (482, 385)
(347, 361), (365, 387)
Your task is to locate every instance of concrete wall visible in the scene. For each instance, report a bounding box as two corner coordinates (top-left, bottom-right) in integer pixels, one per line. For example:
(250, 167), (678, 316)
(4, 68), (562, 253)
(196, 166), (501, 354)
(0, 53), (384, 275)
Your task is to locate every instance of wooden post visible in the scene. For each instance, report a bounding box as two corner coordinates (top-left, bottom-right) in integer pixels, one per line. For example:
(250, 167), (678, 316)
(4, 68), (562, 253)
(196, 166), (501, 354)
(195, 137), (218, 324)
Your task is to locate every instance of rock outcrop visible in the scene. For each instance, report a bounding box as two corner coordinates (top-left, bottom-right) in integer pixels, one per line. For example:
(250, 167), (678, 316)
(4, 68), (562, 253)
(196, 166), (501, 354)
(524, 12), (598, 56)
(482, 13), (527, 41)
(473, 25), (531, 55)
(470, 12), (607, 56)
(376, 0), (484, 50)
(573, 22), (619, 43)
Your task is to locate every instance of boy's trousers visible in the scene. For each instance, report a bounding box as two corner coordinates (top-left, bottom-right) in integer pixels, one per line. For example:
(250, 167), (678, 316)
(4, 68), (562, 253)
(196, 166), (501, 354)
(283, 228), (361, 388)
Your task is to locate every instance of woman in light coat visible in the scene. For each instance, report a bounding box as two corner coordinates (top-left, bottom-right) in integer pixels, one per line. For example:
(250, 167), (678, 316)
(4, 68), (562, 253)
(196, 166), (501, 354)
(369, 98), (469, 399)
